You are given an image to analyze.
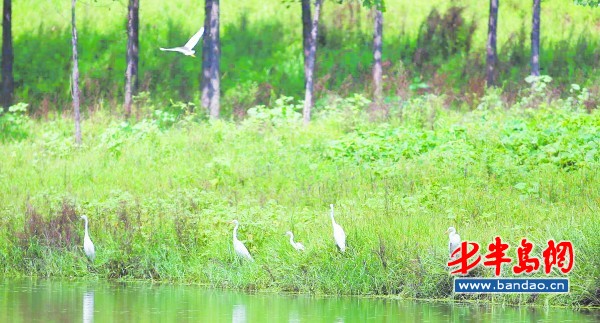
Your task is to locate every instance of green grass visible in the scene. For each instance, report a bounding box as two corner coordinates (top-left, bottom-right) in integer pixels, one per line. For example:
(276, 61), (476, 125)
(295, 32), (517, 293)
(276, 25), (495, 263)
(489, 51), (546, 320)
(6, 0), (600, 112)
(0, 92), (598, 307)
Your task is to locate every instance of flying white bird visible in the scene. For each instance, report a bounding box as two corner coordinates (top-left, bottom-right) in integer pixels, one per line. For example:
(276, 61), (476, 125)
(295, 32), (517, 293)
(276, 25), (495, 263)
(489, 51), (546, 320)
(329, 204), (346, 252)
(80, 215), (95, 262)
(446, 226), (461, 259)
(285, 231), (305, 251)
(231, 220), (253, 261)
(159, 27), (204, 57)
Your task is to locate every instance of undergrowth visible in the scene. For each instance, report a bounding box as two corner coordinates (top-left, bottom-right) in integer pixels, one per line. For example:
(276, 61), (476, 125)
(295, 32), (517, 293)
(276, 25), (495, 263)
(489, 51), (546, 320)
(0, 92), (599, 307)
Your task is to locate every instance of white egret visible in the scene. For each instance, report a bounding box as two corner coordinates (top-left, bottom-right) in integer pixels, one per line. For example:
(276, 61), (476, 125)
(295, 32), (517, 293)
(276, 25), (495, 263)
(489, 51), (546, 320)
(285, 231), (305, 251)
(445, 226), (461, 259)
(329, 204), (346, 252)
(80, 215), (95, 262)
(231, 220), (253, 261)
(159, 27), (204, 57)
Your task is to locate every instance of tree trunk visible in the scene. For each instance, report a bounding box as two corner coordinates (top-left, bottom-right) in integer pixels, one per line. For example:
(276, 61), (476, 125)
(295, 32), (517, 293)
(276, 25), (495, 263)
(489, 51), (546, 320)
(486, 0), (498, 87)
(201, 0), (212, 111)
(209, 0), (220, 118)
(372, 8), (383, 109)
(71, 0), (82, 145)
(124, 0), (139, 119)
(302, 0), (323, 125)
(301, 0), (311, 86)
(202, 0), (220, 118)
(1, 0), (13, 109)
(531, 0), (540, 76)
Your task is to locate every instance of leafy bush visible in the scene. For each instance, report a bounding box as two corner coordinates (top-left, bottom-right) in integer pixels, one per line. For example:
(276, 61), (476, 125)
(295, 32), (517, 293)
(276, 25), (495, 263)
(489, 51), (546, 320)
(0, 103), (30, 141)
(222, 81), (260, 118)
(315, 93), (370, 124)
(325, 96), (600, 172)
(245, 96), (302, 127)
(99, 120), (159, 156)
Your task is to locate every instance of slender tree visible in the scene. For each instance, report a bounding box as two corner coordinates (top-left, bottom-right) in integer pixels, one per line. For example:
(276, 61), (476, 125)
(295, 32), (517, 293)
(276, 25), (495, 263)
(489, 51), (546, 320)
(71, 0), (82, 145)
(1, 0), (13, 109)
(201, 0), (212, 111)
(124, 0), (140, 118)
(531, 0), (541, 76)
(486, 0), (498, 87)
(209, 0), (220, 118)
(301, 0), (311, 86)
(302, 0), (323, 125)
(201, 0), (220, 118)
(372, 6), (383, 109)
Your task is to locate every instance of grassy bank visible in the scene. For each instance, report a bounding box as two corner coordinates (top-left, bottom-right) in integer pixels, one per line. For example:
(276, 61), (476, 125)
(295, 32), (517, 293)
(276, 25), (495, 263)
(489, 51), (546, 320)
(0, 92), (599, 307)
(8, 0), (600, 112)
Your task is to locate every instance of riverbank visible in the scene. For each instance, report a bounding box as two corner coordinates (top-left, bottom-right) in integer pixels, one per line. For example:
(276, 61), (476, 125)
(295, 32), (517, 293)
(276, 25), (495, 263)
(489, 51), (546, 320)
(0, 95), (598, 307)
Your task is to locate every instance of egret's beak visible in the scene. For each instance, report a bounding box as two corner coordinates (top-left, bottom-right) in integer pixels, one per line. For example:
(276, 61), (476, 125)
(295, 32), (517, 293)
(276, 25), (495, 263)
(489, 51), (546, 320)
(190, 54), (196, 58)
(444, 230), (449, 235)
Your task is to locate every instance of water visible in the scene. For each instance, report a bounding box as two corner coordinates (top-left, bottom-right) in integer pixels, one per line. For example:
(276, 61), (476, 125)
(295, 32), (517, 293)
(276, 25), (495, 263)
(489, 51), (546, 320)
(0, 279), (597, 322)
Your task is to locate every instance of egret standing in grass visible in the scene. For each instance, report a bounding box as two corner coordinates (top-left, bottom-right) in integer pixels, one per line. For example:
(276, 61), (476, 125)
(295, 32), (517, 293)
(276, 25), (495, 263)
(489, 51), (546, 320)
(285, 231), (305, 251)
(159, 27), (204, 57)
(231, 220), (253, 261)
(329, 204), (346, 252)
(80, 215), (95, 262)
(446, 226), (461, 259)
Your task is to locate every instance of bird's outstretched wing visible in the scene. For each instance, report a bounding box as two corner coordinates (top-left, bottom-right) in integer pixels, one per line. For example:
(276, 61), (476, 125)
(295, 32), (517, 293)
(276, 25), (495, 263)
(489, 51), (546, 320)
(184, 27), (205, 50)
(160, 47), (182, 52)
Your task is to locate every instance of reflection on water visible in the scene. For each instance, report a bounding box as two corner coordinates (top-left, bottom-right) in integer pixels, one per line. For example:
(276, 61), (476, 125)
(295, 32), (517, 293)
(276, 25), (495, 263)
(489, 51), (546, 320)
(83, 291), (94, 323)
(0, 279), (598, 323)
(232, 304), (246, 323)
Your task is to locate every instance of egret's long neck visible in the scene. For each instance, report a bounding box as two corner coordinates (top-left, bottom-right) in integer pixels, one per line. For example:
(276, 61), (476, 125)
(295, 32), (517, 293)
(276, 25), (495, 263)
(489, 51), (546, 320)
(84, 219), (89, 238)
(289, 234), (295, 245)
(330, 211), (336, 225)
(233, 224), (239, 241)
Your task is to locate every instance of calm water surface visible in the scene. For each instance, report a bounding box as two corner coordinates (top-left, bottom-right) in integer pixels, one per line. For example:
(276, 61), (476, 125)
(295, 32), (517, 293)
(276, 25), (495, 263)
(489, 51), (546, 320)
(0, 279), (598, 322)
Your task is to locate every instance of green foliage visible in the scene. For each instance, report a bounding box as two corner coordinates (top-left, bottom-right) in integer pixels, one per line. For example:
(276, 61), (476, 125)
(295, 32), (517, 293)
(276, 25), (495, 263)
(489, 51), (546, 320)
(8, 0), (600, 113)
(0, 103), (30, 141)
(566, 83), (591, 109)
(498, 108), (600, 170)
(222, 81), (260, 118)
(0, 95), (599, 307)
(516, 75), (555, 109)
(316, 93), (370, 122)
(574, 0), (600, 7)
(326, 98), (599, 173)
(245, 96), (302, 126)
(356, 0), (386, 11)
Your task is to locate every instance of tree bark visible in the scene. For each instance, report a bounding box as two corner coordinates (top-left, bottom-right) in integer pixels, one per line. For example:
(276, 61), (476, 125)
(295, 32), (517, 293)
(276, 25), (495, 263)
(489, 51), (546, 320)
(209, 0), (220, 118)
(301, 0), (311, 86)
(302, 0), (323, 125)
(71, 0), (82, 145)
(1, 0), (13, 109)
(486, 0), (498, 87)
(202, 0), (220, 118)
(372, 8), (383, 108)
(201, 0), (212, 111)
(124, 0), (139, 119)
(531, 0), (540, 76)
